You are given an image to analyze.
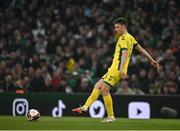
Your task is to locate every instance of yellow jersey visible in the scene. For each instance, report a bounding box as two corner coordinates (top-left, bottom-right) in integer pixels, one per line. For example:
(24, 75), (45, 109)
(109, 32), (138, 73)
(103, 32), (138, 86)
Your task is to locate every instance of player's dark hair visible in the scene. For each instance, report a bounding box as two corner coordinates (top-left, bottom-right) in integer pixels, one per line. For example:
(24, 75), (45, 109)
(113, 17), (127, 26)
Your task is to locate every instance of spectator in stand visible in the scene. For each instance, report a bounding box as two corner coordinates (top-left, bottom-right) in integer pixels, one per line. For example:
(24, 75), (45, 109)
(115, 80), (134, 95)
(138, 69), (149, 93)
(130, 74), (144, 95)
(29, 68), (45, 92)
(3, 75), (15, 92)
(77, 78), (90, 93)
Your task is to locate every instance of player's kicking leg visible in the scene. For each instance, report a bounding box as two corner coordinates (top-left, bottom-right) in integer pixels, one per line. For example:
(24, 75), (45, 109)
(72, 106), (88, 113)
(72, 80), (102, 114)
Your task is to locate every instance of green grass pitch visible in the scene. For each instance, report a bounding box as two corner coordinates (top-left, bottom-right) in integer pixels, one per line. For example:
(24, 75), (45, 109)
(0, 116), (180, 130)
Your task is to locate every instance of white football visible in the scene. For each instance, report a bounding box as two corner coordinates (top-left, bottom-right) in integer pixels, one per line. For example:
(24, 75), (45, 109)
(27, 109), (40, 121)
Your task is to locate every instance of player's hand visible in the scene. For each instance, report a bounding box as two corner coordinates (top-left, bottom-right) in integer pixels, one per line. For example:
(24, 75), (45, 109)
(120, 72), (127, 79)
(151, 60), (160, 69)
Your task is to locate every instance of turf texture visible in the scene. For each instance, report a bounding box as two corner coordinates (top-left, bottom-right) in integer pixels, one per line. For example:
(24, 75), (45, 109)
(0, 116), (180, 130)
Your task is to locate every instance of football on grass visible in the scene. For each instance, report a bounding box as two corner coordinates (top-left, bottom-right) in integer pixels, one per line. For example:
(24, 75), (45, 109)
(26, 109), (40, 121)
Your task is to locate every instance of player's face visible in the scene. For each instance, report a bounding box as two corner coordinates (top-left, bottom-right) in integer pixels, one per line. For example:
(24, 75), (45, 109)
(114, 23), (124, 35)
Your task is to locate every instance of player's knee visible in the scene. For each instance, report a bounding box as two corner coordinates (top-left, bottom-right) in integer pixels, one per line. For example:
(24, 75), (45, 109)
(102, 89), (109, 96)
(101, 85), (109, 95)
(94, 81), (101, 89)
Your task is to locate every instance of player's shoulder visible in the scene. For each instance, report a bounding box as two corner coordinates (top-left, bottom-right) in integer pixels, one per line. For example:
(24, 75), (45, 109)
(120, 33), (133, 40)
(126, 33), (135, 38)
(126, 33), (137, 42)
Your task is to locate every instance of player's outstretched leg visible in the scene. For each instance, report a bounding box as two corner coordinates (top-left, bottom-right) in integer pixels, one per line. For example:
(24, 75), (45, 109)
(72, 106), (88, 113)
(72, 88), (100, 114)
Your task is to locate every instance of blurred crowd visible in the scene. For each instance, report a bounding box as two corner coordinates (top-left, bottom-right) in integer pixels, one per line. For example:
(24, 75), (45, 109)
(0, 0), (179, 95)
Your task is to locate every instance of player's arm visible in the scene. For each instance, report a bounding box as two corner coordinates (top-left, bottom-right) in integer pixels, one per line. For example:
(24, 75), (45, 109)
(120, 49), (128, 79)
(134, 44), (159, 69)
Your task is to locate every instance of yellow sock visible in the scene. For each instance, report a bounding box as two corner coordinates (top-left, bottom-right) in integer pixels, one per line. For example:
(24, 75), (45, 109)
(103, 94), (114, 118)
(84, 88), (100, 109)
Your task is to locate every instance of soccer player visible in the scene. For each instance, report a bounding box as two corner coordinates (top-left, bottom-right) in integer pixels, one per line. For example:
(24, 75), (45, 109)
(72, 17), (159, 122)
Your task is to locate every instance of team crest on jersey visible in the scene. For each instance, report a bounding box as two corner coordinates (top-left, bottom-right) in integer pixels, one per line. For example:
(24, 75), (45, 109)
(121, 36), (125, 40)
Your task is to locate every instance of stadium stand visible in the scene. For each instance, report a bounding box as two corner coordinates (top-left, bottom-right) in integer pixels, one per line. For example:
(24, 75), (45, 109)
(0, 0), (179, 94)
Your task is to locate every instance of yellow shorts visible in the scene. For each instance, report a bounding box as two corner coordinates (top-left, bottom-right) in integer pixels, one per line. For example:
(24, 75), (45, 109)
(102, 68), (121, 87)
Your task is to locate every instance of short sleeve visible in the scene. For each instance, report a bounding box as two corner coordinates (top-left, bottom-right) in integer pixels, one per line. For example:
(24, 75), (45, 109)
(132, 36), (138, 47)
